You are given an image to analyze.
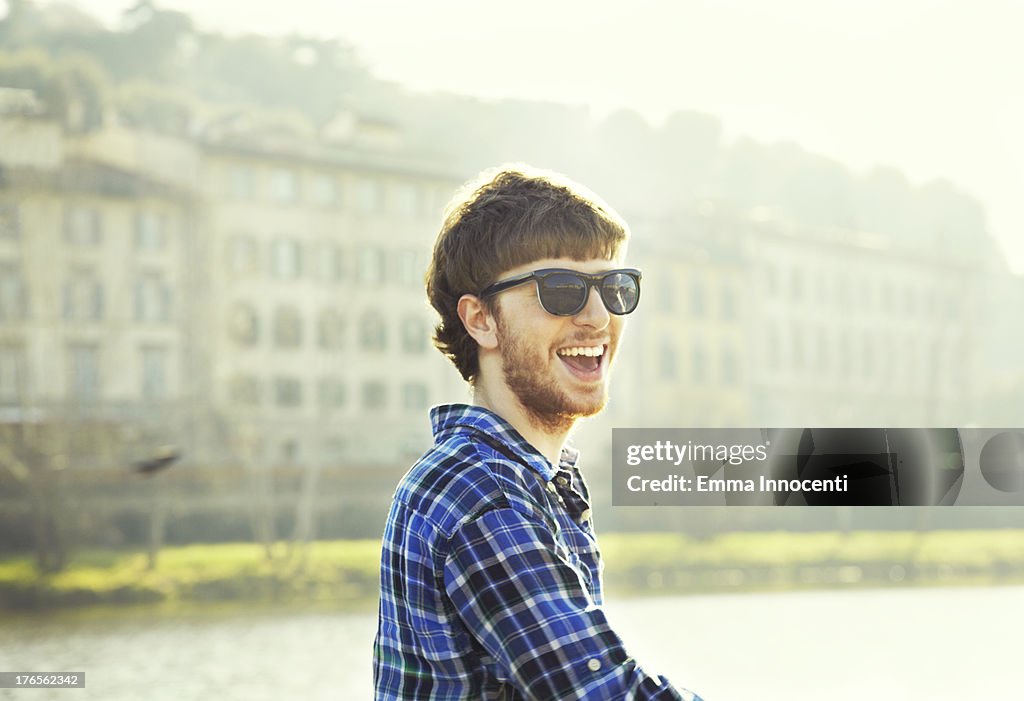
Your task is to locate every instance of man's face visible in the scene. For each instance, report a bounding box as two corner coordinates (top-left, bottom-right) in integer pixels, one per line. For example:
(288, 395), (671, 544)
(490, 256), (627, 431)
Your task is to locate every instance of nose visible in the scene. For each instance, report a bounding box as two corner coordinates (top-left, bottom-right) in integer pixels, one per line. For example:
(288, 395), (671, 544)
(573, 286), (610, 329)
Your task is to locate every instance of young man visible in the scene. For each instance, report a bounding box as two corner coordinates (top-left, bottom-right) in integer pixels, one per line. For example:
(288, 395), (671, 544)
(374, 167), (702, 700)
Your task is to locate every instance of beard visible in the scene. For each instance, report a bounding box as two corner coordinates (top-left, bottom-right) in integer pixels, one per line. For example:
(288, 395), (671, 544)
(494, 312), (609, 434)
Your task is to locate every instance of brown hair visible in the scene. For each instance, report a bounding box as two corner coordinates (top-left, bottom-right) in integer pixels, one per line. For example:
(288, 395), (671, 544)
(426, 165), (629, 383)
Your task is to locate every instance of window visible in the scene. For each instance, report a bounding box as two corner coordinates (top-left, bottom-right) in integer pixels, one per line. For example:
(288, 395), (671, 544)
(658, 277), (674, 314)
(816, 326), (829, 372)
(270, 239), (302, 278)
(880, 334), (895, 383)
(362, 380), (386, 410)
(764, 265), (779, 297)
(838, 330), (852, 376)
(227, 166), (255, 199)
(135, 211), (166, 250)
(0, 345), (26, 403)
(63, 270), (103, 321)
(402, 382), (428, 411)
(790, 321), (804, 370)
(394, 182), (418, 218)
(942, 293), (959, 321)
(227, 235), (259, 275)
(924, 289), (937, 319)
(135, 273), (173, 322)
(659, 338), (677, 380)
(689, 280), (706, 317)
(360, 311), (387, 351)
(859, 280), (873, 311)
(280, 439), (300, 463)
(0, 203), (19, 241)
(401, 317), (426, 354)
(432, 186), (451, 217)
(140, 346), (168, 400)
(815, 273), (828, 307)
(68, 344), (100, 400)
(721, 345), (737, 385)
(229, 302), (260, 345)
(837, 274), (851, 312)
(691, 342), (707, 383)
(904, 287), (917, 317)
(862, 332), (875, 379)
(318, 309), (345, 350)
(766, 325), (780, 371)
(228, 374), (261, 405)
(790, 269), (803, 302)
(323, 437), (347, 461)
(720, 285), (736, 321)
(274, 377), (303, 407)
(310, 175), (340, 206)
(318, 378), (346, 409)
(354, 179), (384, 214)
(273, 306), (303, 348)
(0, 263), (26, 321)
(357, 248), (386, 285)
(64, 206), (102, 245)
(396, 250), (420, 287)
(270, 169), (298, 204)
(317, 243), (346, 282)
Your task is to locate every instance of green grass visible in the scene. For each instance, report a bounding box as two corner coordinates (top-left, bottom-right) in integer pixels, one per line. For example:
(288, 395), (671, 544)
(3, 530), (1024, 612)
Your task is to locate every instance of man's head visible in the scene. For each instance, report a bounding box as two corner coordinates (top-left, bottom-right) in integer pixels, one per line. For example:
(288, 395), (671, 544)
(427, 165), (634, 429)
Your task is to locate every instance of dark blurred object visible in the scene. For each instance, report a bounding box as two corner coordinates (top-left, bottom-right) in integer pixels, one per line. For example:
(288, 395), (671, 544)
(133, 445), (181, 475)
(765, 428), (964, 505)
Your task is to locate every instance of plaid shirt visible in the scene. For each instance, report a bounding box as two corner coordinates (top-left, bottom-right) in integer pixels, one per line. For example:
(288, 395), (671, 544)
(374, 404), (702, 700)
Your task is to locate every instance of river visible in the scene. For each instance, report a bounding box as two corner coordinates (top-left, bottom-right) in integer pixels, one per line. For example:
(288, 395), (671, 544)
(1, 586), (1019, 700)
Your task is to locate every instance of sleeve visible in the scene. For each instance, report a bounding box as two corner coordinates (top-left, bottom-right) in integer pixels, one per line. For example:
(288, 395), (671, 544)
(443, 507), (703, 701)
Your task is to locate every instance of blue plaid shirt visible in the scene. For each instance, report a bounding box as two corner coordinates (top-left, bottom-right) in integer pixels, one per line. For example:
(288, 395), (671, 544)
(374, 404), (702, 700)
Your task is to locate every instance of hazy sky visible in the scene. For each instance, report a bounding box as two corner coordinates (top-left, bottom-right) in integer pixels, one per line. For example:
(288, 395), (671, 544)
(57, 0), (1024, 272)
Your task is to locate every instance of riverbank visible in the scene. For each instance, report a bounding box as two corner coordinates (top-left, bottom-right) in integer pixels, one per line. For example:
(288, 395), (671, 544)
(3, 530), (1024, 613)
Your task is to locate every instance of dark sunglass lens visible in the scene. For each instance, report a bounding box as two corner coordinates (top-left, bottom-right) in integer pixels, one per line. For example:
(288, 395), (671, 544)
(539, 273), (588, 315)
(601, 273), (639, 314)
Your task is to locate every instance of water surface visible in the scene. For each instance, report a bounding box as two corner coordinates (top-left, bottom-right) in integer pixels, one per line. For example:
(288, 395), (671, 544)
(1, 586), (1017, 700)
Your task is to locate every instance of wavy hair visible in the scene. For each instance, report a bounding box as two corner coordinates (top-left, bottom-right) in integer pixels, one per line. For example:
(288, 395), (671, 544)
(426, 165), (629, 383)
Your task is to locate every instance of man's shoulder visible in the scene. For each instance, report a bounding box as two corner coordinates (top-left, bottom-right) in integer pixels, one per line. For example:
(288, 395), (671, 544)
(391, 430), (549, 538)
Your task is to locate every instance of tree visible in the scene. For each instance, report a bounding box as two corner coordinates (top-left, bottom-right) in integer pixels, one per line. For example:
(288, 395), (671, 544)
(0, 49), (109, 131)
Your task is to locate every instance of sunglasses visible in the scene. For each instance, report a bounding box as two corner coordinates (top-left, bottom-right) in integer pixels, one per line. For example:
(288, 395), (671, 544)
(479, 268), (642, 317)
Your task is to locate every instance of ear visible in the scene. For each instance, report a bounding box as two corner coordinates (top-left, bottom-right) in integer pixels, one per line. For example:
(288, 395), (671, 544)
(457, 294), (499, 350)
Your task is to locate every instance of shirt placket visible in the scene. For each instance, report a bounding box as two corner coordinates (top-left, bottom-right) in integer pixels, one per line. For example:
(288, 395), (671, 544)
(549, 468), (591, 527)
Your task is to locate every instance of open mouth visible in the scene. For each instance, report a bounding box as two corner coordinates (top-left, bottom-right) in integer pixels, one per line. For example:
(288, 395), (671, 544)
(556, 344), (606, 379)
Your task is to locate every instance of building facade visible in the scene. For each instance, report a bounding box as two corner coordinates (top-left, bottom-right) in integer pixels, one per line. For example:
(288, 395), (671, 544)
(1, 102), (464, 472)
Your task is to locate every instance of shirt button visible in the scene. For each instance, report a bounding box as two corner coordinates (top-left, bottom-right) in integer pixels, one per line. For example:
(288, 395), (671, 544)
(556, 476), (569, 486)
(579, 509), (592, 524)
(587, 658), (602, 672)
(546, 481), (558, 494)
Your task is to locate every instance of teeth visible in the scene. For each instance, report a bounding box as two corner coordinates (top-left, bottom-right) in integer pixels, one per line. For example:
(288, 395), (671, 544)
(557, 345), (604, 357)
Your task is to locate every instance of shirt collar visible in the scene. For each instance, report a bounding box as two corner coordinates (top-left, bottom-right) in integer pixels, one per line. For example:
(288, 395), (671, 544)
(430, 403), (580, 482)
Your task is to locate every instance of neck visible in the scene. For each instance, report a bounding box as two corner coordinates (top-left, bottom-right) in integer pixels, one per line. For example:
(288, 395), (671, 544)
(472, 378), (573, 469)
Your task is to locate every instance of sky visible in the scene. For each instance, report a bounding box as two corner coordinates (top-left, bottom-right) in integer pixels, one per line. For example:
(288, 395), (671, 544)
(51, 0), (1024, 272)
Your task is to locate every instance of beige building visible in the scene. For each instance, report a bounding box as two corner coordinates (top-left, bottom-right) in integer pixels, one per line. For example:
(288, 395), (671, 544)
(196, 134), (465, 467)
(0, 106), (195, 468)
(616, 210), (751, 428)
(1, 100), (467, 471)
(3, 93), (1004, 475)
(743, 207), (985, 427)
(592, 199), (993, 434)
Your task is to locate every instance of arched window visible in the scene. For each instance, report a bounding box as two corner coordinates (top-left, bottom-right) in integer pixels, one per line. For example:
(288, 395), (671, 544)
(401, 316), (427, 354)
(360, 311), (387, 351)
(229, 302), (260, 345)
(273, 306), (303, 348)
(318, 309), (345, 350)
